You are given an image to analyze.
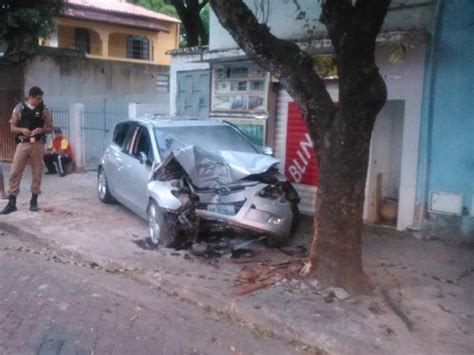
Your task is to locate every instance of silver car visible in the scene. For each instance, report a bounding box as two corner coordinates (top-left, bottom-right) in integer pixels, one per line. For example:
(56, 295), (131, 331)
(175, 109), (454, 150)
(98, 118), (299, 247)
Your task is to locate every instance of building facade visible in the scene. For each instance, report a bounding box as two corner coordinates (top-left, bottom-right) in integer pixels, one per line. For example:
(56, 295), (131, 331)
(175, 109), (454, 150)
(169, 0), (435, 232)
(415, 0), (474, 241)
(45, 0), (180, 66)
(0, 0), (179, 161)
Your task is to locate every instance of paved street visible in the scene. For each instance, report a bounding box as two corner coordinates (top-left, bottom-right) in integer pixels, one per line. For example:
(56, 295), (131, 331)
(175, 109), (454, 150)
(0, 233), (304, 355)
(0, 170), (473, 354)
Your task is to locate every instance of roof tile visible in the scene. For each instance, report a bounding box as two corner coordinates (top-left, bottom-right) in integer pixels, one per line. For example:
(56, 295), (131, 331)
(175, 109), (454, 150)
(66, 0), (181, 23)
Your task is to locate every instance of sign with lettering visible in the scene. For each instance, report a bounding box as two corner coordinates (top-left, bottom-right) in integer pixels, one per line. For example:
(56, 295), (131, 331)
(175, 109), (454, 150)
(284, 102), (319, 186)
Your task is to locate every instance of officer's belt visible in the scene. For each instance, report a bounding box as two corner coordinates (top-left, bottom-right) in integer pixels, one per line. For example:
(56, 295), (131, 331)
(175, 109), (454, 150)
(16, 136), (44, 143)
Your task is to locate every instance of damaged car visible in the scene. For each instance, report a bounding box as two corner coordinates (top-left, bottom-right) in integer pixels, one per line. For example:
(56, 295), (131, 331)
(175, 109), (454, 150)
(98, 118), (300, 248)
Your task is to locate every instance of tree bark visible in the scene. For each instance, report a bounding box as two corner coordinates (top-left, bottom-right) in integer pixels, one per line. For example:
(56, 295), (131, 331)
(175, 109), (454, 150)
(171, 0), (209, 47)
(211, 0), (390, 294)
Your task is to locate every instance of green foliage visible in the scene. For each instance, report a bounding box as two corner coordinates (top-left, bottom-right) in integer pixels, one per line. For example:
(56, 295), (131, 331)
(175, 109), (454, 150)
(387, 43), (415, 64)
(127, 0), (209, 47)
(0, 0), (63, 57)
(314, 54), (338, 79)
(127, 0), (178, 17)
(201, 4), (209, 37)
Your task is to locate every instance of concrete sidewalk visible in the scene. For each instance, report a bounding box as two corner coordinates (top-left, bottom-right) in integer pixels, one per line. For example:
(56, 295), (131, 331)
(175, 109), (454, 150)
(1, 169), (473, 354)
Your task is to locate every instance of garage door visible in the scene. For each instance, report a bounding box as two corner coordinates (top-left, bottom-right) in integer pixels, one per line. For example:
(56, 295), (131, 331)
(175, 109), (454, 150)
(176, 70), (210, 117)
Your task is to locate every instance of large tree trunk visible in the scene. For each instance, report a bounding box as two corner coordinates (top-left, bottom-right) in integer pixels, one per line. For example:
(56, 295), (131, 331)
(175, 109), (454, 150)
(309, 112), (375, 293)
(172, 0), (209, 47)
(303, 0), (389, 294)
(182, 14), (201, 47)
(210, 0), (390, 294)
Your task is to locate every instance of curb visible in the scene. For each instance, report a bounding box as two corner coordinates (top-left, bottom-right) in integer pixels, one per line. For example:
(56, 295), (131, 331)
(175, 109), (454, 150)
(0, 220), (328, 354)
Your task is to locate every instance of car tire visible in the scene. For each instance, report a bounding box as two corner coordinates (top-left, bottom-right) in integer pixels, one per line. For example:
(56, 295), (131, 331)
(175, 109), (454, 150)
(98, 167), (115, 204)
(147, 200), (178, 248)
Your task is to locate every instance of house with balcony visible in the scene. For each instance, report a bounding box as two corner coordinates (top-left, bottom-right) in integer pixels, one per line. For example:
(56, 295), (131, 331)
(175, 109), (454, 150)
(0, 0), (180, 106)
(0, 0), (180, 161)
(44, 0), (180, 66)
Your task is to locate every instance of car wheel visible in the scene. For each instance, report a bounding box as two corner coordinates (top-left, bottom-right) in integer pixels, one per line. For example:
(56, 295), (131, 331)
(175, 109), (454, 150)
(98, 167), (114, 204)
(147, 200), (178, 248)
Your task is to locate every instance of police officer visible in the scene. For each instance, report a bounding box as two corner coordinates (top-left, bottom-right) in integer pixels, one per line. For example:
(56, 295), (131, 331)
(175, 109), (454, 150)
(2, 87), (53, 214)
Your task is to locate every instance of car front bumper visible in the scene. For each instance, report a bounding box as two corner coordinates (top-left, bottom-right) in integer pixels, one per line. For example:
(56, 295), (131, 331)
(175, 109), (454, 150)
(195, 184), (295, 240)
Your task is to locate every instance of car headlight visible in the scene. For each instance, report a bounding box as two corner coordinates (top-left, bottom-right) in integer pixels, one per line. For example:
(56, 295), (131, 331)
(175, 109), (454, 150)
(268, 216), (284, 225)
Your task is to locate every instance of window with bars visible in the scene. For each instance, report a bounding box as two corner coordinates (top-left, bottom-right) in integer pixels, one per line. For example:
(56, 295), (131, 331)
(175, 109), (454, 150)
(126, 35), (150, 60)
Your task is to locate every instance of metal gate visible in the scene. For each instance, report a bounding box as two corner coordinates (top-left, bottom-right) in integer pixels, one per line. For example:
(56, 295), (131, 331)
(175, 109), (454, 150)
(0, 89), (22, 161)
(176, 70), (210, 117)
(82, 101), (128, 170)
(50, 106), (71, 137)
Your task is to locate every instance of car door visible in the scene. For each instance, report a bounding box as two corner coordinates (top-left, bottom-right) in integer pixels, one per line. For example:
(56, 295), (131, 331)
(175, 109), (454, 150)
(104, 122), (131, 198)
(120, 124), (154, 218)
(105, 122), (136, 204)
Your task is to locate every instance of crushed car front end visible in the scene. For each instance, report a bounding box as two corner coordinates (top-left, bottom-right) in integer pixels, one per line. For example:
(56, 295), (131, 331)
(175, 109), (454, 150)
(194, 179), (298, 240)
(149, 143), (300, 244)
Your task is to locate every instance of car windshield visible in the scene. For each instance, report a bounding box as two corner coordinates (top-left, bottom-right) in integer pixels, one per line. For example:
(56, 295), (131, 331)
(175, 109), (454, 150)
(154, 125), (257, 160)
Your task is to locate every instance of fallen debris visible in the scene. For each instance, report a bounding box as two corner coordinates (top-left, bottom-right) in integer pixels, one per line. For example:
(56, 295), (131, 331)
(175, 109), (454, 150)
(328, 287), (350, 300)
(276, 245), (308, 257)
(232, 261), (304, 296)
(368, 302), (386, 315)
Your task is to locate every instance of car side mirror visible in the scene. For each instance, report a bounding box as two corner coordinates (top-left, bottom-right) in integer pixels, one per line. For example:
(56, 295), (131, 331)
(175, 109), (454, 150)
(261, 146), (274, 156)
(138, 151), (148, 165)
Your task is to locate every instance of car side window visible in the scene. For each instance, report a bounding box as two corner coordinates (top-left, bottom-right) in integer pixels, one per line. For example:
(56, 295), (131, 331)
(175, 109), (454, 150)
(112, 122), (129, 149)
(131, 126), (153, 162)
(122, 123), (138, 153)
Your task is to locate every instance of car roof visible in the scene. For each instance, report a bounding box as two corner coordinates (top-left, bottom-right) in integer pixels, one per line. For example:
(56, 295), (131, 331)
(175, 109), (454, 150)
(127, 117), (228, 128)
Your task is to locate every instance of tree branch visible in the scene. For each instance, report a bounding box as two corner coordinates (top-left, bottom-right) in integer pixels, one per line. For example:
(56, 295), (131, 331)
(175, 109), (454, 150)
(210, 0), (336, 148)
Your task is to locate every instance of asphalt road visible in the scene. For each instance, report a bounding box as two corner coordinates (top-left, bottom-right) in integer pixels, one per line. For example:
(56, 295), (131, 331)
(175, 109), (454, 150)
(0, 233), (303, 355)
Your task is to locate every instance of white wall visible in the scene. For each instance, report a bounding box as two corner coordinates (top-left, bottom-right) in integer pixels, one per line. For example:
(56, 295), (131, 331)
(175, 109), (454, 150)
(364, 100), (405, 224)
(209, 0), (434, 50)
(273, 44), (426, 229)
(210, 0), (320, 50)
(24, 54), (170, 109)
(169, 53), (210, 116)
(377, 45), (426, 230)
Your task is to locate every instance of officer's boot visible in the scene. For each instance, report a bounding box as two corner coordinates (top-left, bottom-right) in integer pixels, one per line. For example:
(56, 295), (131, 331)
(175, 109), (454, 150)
(30, 193), (39, 212)
(2, 195), (17, 214)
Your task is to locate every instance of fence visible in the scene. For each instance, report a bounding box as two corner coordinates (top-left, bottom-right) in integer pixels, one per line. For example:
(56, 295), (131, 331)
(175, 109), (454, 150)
(50, 105), (71, 138)
(82, 101), (129, 170)
(50, 101), (129, 171)
(0, 89), (22, 161)
(49, 101), (263, 172)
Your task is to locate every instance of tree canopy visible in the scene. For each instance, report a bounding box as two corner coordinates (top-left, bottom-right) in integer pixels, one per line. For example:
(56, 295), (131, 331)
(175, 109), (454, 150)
(0, 0), (63, 57)
(127, 0), (209, 47)
(127, 0), (178, 17)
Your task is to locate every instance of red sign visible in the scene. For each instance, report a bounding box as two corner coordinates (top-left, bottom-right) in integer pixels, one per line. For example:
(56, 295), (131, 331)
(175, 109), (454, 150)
(284, 102), (319, 186)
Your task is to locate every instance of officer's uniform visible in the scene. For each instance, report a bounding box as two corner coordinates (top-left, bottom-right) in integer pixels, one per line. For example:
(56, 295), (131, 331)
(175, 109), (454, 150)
(8, 102), (53, 196)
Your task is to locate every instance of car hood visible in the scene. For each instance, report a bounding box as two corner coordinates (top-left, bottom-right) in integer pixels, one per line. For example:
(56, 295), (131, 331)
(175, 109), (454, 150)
(154, 145), (279, 189)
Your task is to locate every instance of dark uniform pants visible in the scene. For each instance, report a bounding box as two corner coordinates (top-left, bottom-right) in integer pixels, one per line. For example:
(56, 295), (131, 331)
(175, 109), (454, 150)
(44, 153), (72, 175)
(8, 141), (45, 196)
